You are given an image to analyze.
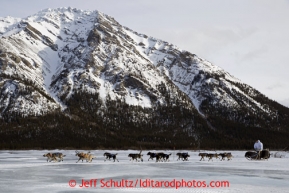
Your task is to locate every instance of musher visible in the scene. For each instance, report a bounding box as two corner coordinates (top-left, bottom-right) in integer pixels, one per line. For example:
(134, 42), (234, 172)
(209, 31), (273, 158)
(254, 140), (263, 159)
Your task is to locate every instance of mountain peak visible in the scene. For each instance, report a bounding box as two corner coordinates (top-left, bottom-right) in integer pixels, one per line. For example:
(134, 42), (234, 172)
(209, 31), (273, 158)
(0, 7), (288, 149)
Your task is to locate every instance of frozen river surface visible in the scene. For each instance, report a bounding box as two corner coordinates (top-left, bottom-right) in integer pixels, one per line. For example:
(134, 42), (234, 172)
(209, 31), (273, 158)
(0, 150), (288, 193)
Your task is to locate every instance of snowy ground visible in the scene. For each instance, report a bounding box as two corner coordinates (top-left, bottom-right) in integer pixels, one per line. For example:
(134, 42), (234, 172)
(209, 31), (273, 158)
(0, 150), (288, 193)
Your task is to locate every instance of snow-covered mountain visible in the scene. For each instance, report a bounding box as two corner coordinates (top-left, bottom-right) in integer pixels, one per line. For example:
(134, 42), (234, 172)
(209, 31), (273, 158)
(0, 7), (288, 149)
(0, 8), (190, 115)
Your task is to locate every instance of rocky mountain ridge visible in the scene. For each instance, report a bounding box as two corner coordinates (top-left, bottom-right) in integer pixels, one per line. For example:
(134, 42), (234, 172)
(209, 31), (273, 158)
(0, 7), (288, 149)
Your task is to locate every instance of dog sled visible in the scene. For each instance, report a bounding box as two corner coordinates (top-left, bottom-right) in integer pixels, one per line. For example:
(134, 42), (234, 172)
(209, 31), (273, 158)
(244, 149), (270, 160)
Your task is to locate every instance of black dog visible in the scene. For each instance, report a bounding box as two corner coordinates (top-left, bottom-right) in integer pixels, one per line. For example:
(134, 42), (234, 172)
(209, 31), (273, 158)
(103, 152), (119, 162)
(176, 152), (190, 161)
(128, 151), (143, 162)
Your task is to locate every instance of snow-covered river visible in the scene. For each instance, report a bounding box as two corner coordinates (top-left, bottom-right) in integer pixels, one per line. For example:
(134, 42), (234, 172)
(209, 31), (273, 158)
(0, 150), (288, 193)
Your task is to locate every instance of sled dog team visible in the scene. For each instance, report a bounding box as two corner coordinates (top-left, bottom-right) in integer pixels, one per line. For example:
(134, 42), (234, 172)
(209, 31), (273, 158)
(198, 152), (233, 161)
(43, 151), (233, 163)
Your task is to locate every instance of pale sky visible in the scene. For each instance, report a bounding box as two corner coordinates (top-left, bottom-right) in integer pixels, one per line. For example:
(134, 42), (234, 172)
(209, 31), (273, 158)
(1, 0), (289, 107)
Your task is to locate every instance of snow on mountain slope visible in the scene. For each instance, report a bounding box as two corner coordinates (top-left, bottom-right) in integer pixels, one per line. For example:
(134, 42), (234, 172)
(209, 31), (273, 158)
(1, 7), (289, 151)
(121, 26), (279, 121)
(0, 7), (286, 131)
(0, 16), (20, 35)
(0, 8), (188, 117)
